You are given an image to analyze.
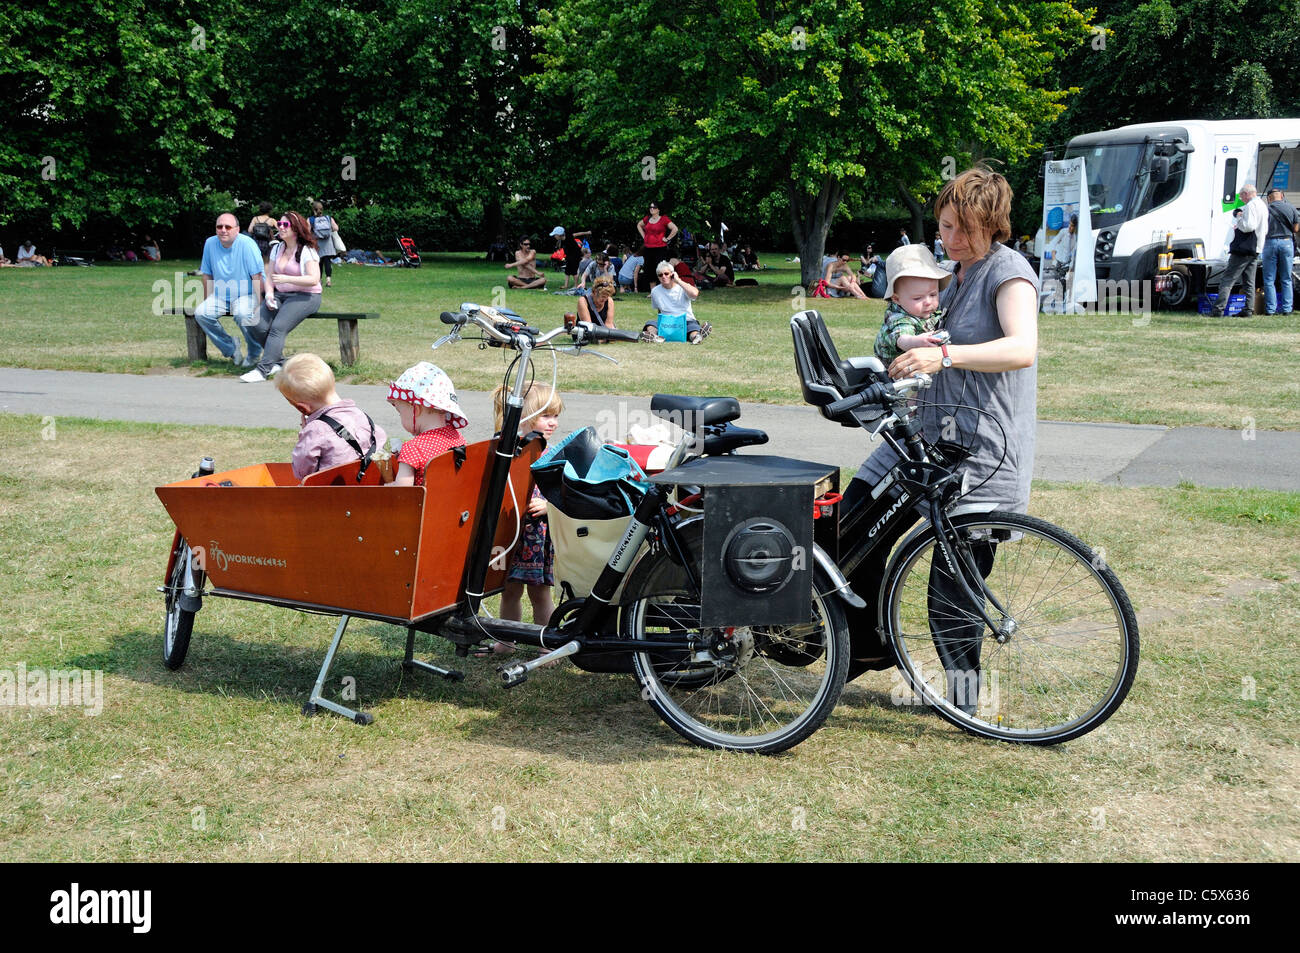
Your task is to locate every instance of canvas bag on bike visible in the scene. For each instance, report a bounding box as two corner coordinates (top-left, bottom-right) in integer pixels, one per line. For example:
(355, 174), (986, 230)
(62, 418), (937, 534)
(531, 427), (650, 598)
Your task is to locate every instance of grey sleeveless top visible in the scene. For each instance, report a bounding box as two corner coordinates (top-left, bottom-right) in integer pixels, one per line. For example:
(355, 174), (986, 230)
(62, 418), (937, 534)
(856, 242), (1039, 512)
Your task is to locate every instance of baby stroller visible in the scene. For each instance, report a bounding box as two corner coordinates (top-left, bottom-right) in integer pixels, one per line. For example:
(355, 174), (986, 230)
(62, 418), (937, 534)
(395, 234), (421, 268)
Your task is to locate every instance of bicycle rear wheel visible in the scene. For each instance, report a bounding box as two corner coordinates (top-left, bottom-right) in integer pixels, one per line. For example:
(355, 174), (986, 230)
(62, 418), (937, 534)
(621, 534), (849, 755)
(882, 511), (1138, 744)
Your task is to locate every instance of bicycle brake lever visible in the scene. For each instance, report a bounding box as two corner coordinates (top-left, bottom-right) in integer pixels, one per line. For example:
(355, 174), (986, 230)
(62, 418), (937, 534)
(431, 329), (461, 350)
(867, 413), (899, 439)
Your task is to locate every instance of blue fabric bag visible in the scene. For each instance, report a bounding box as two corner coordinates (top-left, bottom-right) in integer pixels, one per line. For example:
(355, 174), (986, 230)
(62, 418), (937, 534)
(531, 426), (652, 520)
(656, 312), (689, 342)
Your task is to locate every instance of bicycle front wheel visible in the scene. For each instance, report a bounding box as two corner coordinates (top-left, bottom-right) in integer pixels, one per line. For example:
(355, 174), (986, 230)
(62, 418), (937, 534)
(883, 511), (1138, 744)
(621, 538), (849, 755)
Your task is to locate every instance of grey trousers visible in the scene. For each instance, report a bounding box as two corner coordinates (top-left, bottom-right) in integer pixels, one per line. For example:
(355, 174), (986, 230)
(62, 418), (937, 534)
(247, 292), (321, 374)
(1211, 252), (1259, 315)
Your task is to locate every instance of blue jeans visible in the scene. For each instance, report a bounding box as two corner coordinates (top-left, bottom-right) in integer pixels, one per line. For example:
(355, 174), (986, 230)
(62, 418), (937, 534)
(1261, 237), (1294, 314)
(194, 293), (263, 360)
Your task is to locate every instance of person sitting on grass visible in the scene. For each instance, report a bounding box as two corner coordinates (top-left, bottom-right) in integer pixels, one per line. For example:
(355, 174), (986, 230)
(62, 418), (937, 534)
(618, 246), (644, 293)
(387, 362), (469, 487)
(16, 241), (51, 266)
(643, 262), (712, 344)
(823, 249), (868, 298)
(505, 236), (547, 289)
(277, 353), (388, 481)
(576, 276), (619, 328)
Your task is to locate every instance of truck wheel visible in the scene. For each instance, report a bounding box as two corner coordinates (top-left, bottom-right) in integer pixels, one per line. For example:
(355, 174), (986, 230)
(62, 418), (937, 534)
(1158, 265), (1190, 311)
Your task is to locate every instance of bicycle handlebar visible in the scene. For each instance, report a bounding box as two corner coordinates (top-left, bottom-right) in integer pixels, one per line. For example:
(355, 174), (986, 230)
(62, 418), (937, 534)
(824, 374), (931, 417)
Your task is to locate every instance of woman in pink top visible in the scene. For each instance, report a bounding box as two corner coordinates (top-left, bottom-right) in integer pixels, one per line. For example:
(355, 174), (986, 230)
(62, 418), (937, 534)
(242, 211), (323, 382)
(636, 201), (678, 291)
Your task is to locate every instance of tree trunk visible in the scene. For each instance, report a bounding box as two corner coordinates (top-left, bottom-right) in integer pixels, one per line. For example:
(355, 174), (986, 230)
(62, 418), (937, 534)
(897, 180), (925, 245)
(788, 176), (845, 288)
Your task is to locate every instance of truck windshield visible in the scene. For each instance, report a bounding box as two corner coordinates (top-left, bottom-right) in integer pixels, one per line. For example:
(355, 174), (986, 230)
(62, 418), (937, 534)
(1064, 142), (1187, 228)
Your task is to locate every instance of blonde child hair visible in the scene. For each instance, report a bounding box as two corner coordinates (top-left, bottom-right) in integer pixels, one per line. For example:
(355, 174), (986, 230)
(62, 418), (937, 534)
(492, 382), (565, 434)
(275, 353), (335, 404)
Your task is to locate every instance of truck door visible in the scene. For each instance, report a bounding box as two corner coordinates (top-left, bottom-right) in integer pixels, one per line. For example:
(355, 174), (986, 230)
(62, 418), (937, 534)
(1211, 135), (1257, 253)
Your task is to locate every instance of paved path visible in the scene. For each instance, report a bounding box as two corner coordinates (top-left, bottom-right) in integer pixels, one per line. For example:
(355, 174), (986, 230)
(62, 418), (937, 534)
(2, 367), (1297, 491)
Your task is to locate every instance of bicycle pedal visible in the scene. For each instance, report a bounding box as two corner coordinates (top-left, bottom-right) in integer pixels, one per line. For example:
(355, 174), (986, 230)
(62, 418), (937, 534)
(500, 664), (528, 688)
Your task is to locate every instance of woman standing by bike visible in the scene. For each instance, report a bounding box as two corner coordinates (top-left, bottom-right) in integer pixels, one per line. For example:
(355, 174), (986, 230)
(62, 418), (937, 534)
(242, 211), (322, 383)
(843, 166), (1039, 688)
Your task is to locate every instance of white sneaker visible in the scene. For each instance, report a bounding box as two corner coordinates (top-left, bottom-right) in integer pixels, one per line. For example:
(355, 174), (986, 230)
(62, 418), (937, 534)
(239, 368), (267, 383)
(267, 364), (282, 378)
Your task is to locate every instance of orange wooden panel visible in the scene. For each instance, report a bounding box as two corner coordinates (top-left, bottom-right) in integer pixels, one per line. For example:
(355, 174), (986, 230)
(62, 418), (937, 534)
(157, 441), (542, 623)
(157, 481), (425, 619)
(164, 462), (296, 489)
(299, 458), (385, 487)
(408, 439), (540, 619)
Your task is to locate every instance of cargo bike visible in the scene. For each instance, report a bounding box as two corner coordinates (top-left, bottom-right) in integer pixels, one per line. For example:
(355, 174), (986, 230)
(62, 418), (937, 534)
(158, 305), (1138, 753)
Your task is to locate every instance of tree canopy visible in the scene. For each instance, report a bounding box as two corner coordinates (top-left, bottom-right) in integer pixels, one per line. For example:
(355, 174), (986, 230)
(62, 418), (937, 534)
(5, 0), (1295, 258)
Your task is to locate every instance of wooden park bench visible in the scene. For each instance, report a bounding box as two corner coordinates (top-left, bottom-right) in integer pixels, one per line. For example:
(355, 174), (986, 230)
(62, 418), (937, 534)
(166, 308), (378, 366)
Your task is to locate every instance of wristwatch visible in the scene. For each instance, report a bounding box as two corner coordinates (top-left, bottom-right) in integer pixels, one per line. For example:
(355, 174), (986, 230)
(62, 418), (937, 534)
(940, 343), (953, 369)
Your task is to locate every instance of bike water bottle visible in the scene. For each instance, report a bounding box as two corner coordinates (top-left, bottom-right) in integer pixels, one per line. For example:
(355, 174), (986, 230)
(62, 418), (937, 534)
(197, 456), (215, 478)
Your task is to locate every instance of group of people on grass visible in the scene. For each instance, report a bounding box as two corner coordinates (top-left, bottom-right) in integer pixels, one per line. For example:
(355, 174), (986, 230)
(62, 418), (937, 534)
(0, 240), (52, 266)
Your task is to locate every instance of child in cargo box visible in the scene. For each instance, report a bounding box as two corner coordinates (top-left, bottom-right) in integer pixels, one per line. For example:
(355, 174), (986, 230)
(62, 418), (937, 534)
(477, 382), (565, 654)
(277, 353), (388, 480)
(386, 362), (468, 486)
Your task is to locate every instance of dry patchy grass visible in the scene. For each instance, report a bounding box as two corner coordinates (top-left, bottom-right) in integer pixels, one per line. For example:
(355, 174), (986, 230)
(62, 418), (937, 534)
(1, 415), (1296, 861)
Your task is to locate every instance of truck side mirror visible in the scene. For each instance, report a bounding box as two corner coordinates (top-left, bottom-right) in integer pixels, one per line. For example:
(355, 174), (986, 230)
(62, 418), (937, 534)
(1149, 157), (1170, 184)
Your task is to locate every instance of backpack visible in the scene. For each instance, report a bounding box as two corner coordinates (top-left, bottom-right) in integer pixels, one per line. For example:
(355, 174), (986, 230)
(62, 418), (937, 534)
(312, 215), (333, 240)
(250, 221), (274, 254)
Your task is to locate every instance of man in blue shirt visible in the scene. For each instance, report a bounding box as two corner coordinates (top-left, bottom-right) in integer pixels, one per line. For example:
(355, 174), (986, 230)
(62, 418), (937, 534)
(195, 212), (265, 366)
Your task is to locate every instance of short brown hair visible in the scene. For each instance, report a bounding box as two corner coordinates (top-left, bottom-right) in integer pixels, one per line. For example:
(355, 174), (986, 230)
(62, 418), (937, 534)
(934, 166), (1013, 260)
(276, 353), (335, 403)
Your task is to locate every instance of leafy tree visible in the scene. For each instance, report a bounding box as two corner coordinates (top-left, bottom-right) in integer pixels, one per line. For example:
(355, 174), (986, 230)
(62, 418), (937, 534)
(1052, 0), (1300, 139)
(0, 0), (244, 232)
(535, 0), (1090, 284)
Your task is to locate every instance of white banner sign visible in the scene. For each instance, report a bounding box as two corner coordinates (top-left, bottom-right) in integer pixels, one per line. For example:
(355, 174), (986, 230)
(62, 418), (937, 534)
(1039, 157), (1096, 312)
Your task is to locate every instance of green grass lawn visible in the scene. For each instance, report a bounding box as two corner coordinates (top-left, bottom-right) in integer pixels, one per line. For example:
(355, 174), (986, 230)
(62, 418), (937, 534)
(3, 254), (1298, 428)
(1, 414), (1297, 861)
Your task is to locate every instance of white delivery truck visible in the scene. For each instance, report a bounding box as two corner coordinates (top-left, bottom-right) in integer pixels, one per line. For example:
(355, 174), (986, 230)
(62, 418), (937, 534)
(1053, 118), (1300, 309)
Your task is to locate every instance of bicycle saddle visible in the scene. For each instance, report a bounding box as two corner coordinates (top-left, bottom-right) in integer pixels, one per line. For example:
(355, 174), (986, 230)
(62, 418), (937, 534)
(651, 394), (741, 430)
(703, 423), (768, 455)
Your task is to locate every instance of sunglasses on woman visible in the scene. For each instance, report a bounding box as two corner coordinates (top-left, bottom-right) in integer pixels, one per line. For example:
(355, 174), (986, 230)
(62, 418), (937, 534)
(277, 220), (292, 228)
